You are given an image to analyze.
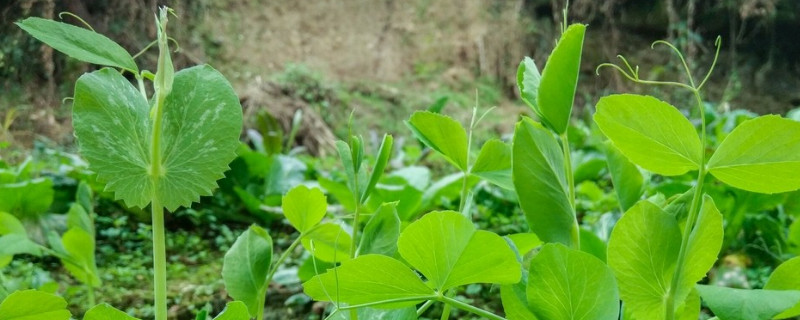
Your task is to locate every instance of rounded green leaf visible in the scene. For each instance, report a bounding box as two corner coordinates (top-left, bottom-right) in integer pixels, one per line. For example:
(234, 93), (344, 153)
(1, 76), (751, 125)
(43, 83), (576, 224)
(282, 185), (327, 233)
(0, 290), (71, 320)
(472, 139), (513, 190)
(696, 285), (800, 320)
(680, 195), (723, 299)
(357, 203), (401, 257)
(512, 118), (575, 246)
(537, 24), (586, 134)
(222, 225), (273, 317)
(594, 94), (702, 176)
(608, 201), (681, 320)
(84, 304), (139, 320)
(603, 141), (644, 211)
(501, 282), (538, 320)
(301, 223), (352, 263)
(17, 18), (138, 73)
(708, 115), (800, 194)
(406, 111), (468, 171)
(212, 301), (250, 320)
(303, 254), (435, 308)
(73, 65), (242, 211)
(397, 211), (520, 291)
(765, 257), (800, 318)
(61, 227), (101, 287)
(527, 244), (619, 320)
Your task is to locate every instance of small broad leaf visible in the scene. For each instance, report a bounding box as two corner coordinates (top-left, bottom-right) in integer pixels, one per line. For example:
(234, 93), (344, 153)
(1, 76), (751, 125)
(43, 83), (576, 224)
(471, 139), (513, 190)
(608, 201), (681, 320)
(707, 115), (800, 194)
(696, 285), (800, 320)
(512, 118), (575, 246)
(84, 303), (139, 320)
(406, 111), (468, 171)
(212, 301), (250, 320)
(765, 257), (800, 318)
(501, 281), (538, 320)
(328, 307), (419, 320)
(222, 225), (273, 317)
(303, 254), (435, 308)
(679, 195), (723, 299)
(0, 178), (54, 219)
(282, 185), (327, 233)
(517, 57), (542, 118)
(302, 223), (351, 263)
(594, 94), (702, 176)
(16, 18), (138, 73)
(537, 24), (586, 134)
(361, 134), (393, 203)
(0, 234), (42, 257)
(358, 203), (400, 257)
(579, 228), (607, 263)
(527, 243), (619, 320)
(0, 212), (25, 236)
(66, 203), (92, 236)
(73, 65), (242, 211)
(61, 227), (101, 287)
(603, 141), (644, 211)
(397, 211), (520, 291)
(336, 140), (359, 197)
(0, 290), (71, 320)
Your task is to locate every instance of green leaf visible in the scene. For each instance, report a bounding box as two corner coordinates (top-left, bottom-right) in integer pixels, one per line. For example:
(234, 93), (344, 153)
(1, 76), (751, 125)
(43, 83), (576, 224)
(16, 18), (138, 73)
(680, 195), (723, 298)
(603, 141), (644, 211)
(336, 140), (359, 196)
(0, 290), (71, 320)
(0, 234), (42, 257)
(72, 65), (242, 211)
(707, 115), (800, 194)
(66, 203), (92, 236)
(358, 203), (400, 257)
(303, 254), (435, 308)
(361, 134), (393, 203)
(536, 24), (586, 134)
(212, 301), (250, 320)
(302, 223), (351, 263)
(222, 225), (273, 317)
(506, 233), (542, 255)
(0, 212), (27, 268)
(579, 228), (607, 263)
(501, 281), (538, 320)
(406, 111), (468, 171)
(696, 285), (800, 320)
(765, 257), (800, 318)
(512, 118), (574, 246)
(282, 185), (327, 233)
(517, 57), (542, 118)
(84, 304), (139, 320)
(0, 178), (54, 219)
(61, 227), (101, 287)
(472, 139), (513, 190)
(397, 211), (520, 291)
(527, 243), (619, 320)
(594, 94), (702, 176)
(0, 212), (26, 235)
(607, 201), (681, 320)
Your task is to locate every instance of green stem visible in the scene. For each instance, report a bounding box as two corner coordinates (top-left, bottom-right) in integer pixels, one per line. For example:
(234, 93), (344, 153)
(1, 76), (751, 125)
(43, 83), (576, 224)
(86, 281), (96, 307)
(256, 235), (304, 320)
(560, 132), (580, 250)
(665, 90), (707, 320)
(416, 300), (435, 316)
(151, 200), (168, 320)
(439, 295), (506, 320)
(136, 75), (147, 100)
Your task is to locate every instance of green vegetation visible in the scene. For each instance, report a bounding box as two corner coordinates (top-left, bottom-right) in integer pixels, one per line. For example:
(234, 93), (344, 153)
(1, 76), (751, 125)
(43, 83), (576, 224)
(2, 4), (800, 320)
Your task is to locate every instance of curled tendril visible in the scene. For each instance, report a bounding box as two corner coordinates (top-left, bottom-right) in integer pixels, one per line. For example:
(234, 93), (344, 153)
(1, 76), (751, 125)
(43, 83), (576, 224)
(697, 36), (723, 90)
(651, 40), (696, 87)
(58, 12), (94, 31)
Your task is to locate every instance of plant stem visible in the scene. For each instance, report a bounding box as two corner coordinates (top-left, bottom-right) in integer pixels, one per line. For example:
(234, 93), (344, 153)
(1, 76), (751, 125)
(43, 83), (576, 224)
(560, 132), (580, 250)
(255, 235), (304, 319)
(439, 295), (506, 320)
(86, 280), (96, 307)
(665, 90), (707, 320)
(151, 200), (168, 320)
(416, 300), (435, 316)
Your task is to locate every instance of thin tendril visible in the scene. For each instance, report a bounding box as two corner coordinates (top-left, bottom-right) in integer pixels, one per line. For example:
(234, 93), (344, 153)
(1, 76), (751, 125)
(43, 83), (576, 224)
(476, 106), (497, 125)
(133, 40), (158, 60)
(58, 12), (94, 31)
(167, 37), (181, 53)
(617, 55), (636, 76)
(652, 40), (696, 87)
(596, 63), (694, 91)
(697, 36), (723, 90)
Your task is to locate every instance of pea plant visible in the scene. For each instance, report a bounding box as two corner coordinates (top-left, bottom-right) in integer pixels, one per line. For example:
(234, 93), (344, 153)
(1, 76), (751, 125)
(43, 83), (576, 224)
(7, 7), (249, 320)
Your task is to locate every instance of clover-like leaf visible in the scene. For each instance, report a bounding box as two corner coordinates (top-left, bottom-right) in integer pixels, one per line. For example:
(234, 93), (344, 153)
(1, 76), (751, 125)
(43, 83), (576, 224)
(472, 139), (513, 190)
(527, 243), (619, 320)
(603, 141), (643, 211)
(72, 65), (242, 211)
(696, 285), (800, 320)
(406, 111), (468, 171)
(222, 225), (273, 317)
(765, 257), (800, 318)
(536, 24), (586, 134)
(594, 94), (702, 176)
(302, 223), (351, 263)
(358, 202), (401, 257)
(84, 304), (140, 320)
(0, 290), (71, 320)
(282, 185), (327, 233)
(212, 301), (250, 320)
(398, 211), (520, 291)
(708, 115), (800, 194)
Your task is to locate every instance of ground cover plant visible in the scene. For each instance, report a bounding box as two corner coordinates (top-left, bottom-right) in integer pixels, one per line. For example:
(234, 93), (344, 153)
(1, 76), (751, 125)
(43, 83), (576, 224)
(2, 4), (800, 320)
